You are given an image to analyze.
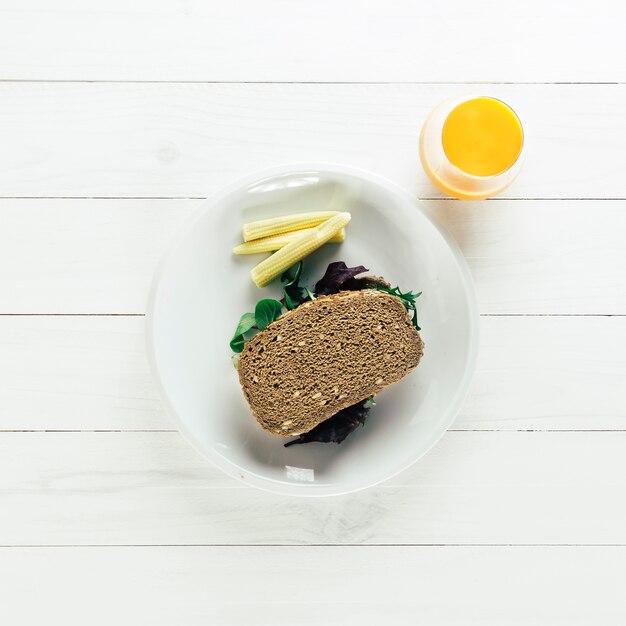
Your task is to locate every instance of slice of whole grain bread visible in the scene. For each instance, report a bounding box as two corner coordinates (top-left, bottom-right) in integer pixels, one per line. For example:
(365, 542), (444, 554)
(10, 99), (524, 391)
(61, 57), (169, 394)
(237, 289), (424, 437)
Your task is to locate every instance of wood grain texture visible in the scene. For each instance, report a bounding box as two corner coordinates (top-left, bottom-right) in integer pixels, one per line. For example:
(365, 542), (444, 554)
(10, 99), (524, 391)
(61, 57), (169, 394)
(0, 0), (624, 82)
(1, 431), (625, 546)
(1, 199), (625, 314)
(0, 315), (169, 430)
(460, 315), (626, 430)
(1, 315), (624, 432)
(0, 83), (624, 198)
(1, 546), (625, 626)
(430, 199), (626, 314)
(0, 199), (195, 313)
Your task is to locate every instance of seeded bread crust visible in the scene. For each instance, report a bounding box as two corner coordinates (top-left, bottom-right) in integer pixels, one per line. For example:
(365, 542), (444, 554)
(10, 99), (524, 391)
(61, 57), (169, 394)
(237, 289), (424, 436)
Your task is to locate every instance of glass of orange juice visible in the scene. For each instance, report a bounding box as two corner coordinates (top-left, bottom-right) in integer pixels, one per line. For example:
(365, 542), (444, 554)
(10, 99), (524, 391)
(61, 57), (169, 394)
(419, 95), (524, 200)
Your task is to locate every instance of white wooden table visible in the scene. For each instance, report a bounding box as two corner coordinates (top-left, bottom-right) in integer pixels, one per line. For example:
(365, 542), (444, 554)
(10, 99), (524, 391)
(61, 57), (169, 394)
(1, 2), (625, 624)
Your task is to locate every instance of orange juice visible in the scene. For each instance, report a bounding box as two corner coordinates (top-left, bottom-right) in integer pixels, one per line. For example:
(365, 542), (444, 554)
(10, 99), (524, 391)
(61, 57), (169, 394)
(419, 95), (524, 200)
(442, 97), (523, 176)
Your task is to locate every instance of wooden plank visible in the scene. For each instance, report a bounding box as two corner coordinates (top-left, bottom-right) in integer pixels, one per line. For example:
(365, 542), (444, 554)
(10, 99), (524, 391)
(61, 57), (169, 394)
(1, 546), (624, 626)
(0, 199), (195, 313)
(1, 431), (625, 545)
(1, 315), (624, 431)
(0, 315), (171, 431)
(430, 199), (626, 314)
(1, 199), (625, 314)
(0, 83), (624, 198)
(0, 0), (624, 82)
(461, 315), (626, 430)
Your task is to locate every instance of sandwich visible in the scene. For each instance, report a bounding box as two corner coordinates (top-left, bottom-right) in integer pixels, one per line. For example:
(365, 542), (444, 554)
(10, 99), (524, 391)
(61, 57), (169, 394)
(232, 262), (424, 446)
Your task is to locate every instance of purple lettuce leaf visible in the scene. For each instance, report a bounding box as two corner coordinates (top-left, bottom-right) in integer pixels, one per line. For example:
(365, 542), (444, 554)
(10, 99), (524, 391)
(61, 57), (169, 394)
(313, 261), (368, 296)
(284, 400), (370, 447)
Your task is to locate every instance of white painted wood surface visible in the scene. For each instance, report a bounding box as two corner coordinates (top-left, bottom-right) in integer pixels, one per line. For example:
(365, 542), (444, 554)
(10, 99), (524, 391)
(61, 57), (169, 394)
(1, 315), (624, 431)
(2, 431), (626, 545)
(2, 199), (626, 314)
(1, 547), (625, 626)
(0, 83), (624, 199)
(1, 1), (625, 623)
(0, 0), (624, 82)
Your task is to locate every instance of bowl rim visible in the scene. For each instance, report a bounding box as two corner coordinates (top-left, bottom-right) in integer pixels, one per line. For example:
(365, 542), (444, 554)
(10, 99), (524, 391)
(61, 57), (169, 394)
(145, 161), (480, 497)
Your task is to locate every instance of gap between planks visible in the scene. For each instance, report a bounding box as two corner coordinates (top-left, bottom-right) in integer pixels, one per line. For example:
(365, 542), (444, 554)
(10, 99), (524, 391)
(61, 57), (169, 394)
(0, 80), (622, 85)
(1, 197), (626, 200)
(0, 313), (623, 317)
(2, 426), (625, 433)
(1, 532), (620, 550)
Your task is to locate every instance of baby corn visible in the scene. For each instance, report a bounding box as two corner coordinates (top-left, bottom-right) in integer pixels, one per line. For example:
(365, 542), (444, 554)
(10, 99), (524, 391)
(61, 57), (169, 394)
(233, 228), (345, 255)
(243, 211), (339, 242)
(251, 213), (351, 287)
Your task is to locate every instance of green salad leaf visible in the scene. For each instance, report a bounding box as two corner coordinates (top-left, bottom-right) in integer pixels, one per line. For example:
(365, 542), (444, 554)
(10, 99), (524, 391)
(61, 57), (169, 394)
(229, 311), (257, 353)
(230, 336), (246, 353)
(234, 312), (256, 336)
(230, 300), (283, 353)
(255, 298), (283, 330)
(230, 262), (423, 357)
(281, 261), (308, 310)
(376, 286), (422, 330)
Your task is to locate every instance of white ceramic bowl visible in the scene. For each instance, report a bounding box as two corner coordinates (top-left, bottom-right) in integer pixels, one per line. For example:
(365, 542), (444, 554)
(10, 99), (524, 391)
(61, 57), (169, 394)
(147, 163), (479, 496)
